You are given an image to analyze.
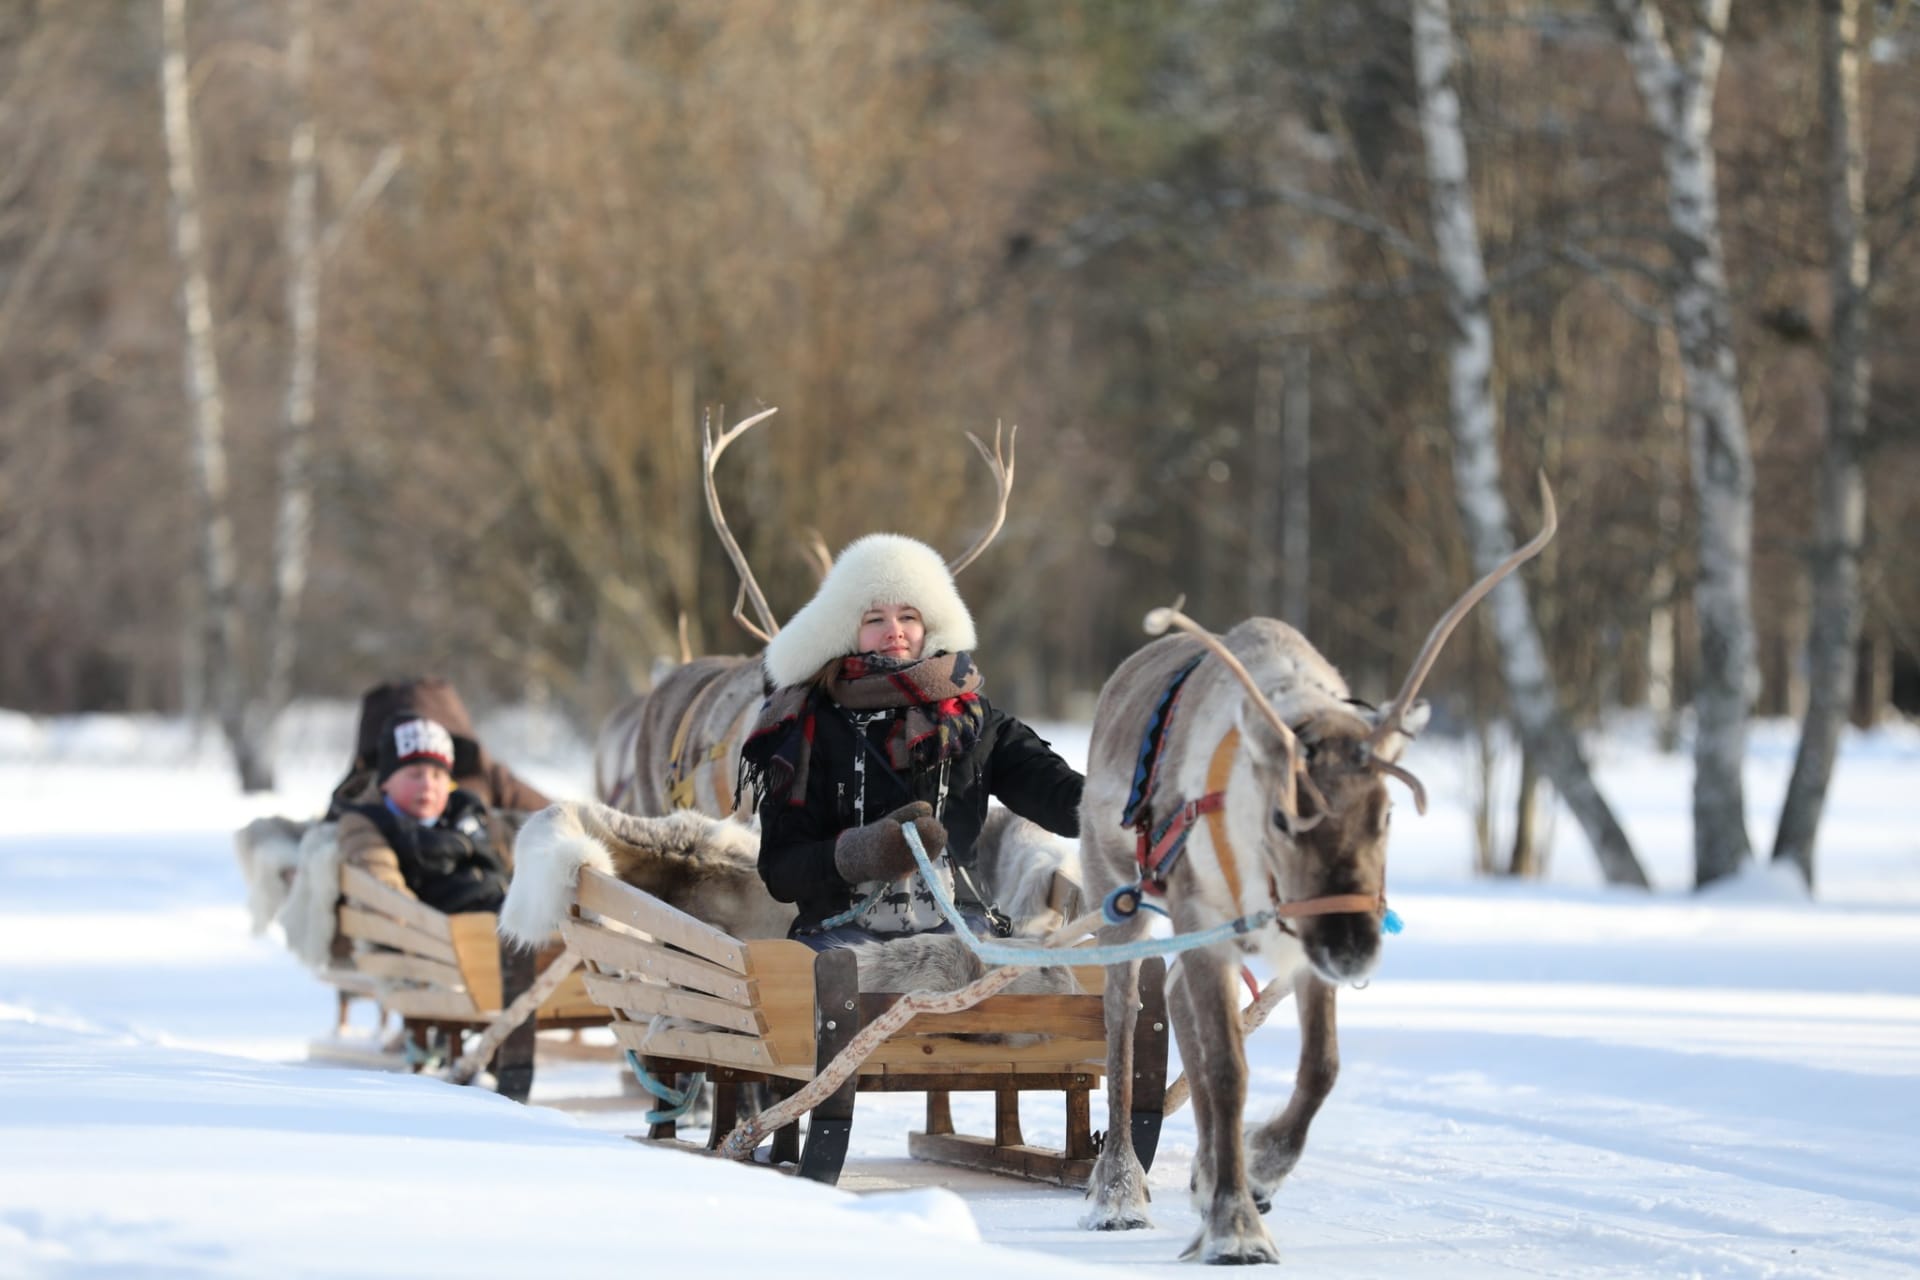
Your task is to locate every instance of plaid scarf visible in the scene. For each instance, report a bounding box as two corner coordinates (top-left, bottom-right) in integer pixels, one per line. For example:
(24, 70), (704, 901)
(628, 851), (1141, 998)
(740, 651), (986, 810)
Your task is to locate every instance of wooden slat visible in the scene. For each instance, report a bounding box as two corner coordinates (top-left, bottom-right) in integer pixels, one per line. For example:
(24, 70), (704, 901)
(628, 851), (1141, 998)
(561, 919), (755, 1004)
(1048, 870), (1086, 920)
(860, 994), (1107, 1038)
(1069, 965), (1106, 995)
(582, 974), (766, 1037)
(378, 986), (482, 1020)
(537, 970), (600, 1019)
(742, 940), (819, 1067)
(353, 950), (466, 990)
(447, 913), (502, 1010)
(321, 966), (383, 998)
(864, 1035), (1108, 1068)
(869, 1060), (1108, 1080)
(610, 1019), (811, 1080)
(339, 907), (459, 965)
(340, 865), (455, 941)
(859, 1069), (1103, 1090)
(577, 869), (749, 974)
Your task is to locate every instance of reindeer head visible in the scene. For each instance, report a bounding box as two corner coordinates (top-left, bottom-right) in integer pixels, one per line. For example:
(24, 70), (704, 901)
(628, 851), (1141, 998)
(1234, 697), (1431, 983)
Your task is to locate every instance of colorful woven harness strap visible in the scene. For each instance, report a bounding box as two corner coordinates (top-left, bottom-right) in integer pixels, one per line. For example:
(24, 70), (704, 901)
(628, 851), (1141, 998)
(1137, 727), (1244, 900)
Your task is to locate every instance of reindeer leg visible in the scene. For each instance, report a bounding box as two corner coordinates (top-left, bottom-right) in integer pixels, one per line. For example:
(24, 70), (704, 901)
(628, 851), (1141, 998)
(1246, 970), (1338, 1212)
(1175, 950), (1279, 1265)
(1080, 927), (1152, 1231)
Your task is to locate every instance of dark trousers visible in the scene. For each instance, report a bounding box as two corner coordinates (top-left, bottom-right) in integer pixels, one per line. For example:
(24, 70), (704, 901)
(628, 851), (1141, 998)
(490, 939), (536, 1102)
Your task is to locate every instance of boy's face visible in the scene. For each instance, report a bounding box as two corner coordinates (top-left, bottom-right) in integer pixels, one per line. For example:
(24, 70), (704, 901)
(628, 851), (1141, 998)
(382, 761), (453, 821)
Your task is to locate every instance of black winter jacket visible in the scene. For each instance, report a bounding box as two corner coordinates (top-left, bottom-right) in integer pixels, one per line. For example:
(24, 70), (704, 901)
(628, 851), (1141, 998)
(755, 692), (1083, 933)
(346, 789), (510, 915)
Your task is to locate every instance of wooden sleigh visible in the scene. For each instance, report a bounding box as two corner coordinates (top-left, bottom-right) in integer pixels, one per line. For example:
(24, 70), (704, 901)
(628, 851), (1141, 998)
(314, 865), (606, 1078)
(560, 866), (1169, 1188)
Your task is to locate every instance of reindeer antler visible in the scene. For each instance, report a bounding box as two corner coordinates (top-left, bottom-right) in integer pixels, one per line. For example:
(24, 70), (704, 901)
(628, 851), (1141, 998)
(1365, 472), (1558, 757)
(799, 528), (834, 584)
(1144, 601), (1326, 832)
(946, 422), (1017, 575)
(702, 406), (782, 642)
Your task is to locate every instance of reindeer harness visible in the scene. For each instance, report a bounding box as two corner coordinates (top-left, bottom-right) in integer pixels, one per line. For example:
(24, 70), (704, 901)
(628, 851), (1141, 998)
(1111, 651), (1399, 936)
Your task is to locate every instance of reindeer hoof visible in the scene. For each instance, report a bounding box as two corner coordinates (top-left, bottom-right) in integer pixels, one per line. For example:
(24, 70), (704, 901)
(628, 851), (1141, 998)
(1181, 1230), (1281, 1265)
(1079, 1204), (1154, 1232)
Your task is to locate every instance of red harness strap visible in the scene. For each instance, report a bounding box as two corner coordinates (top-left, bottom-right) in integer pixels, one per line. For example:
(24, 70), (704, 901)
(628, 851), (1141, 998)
(1136, 792), (1225, 891)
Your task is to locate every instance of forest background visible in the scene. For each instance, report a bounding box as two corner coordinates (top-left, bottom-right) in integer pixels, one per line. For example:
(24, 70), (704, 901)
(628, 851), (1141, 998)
(3, 0), (1916, 889)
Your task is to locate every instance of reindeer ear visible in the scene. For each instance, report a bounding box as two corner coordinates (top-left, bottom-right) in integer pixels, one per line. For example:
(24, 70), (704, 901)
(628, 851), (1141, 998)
(1369, 698), (1431, 763)
(1234, 696), (1293, 770)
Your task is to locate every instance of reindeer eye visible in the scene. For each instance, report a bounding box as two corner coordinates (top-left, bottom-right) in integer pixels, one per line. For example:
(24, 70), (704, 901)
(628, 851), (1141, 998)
(1271, 808), (1292, 836)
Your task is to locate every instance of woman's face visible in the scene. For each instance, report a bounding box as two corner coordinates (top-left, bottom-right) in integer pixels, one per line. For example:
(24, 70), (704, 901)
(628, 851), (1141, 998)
(857, 602), (925, 662)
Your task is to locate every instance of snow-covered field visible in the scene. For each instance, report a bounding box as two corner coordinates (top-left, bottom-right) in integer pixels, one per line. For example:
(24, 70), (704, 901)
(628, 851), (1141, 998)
(2, 708), (1917, 1278)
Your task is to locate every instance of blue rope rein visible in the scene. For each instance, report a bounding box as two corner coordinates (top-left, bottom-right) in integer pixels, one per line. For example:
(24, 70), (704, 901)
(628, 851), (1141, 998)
(900, 825), (1398, 969)
(623, 1050), (705, 1125)
(899, 825), (1402, 969)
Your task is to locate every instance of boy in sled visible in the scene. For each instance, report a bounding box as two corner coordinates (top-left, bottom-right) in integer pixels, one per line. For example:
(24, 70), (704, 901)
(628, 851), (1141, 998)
(336, 714), (513, 915)
(334, 712), (539, 1100)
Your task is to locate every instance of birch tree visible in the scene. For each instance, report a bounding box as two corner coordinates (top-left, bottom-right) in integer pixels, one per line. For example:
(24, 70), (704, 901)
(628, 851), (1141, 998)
(161, 0), (270, 789)
(1603, 0), (1756, 887)
(1773, 0), (1873, 889)
(1412, 0), (1649, 887)
(244, 0), (320, 789)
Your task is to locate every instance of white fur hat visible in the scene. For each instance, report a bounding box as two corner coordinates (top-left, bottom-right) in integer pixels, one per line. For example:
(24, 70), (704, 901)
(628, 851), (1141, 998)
(762, 533), (977, 688)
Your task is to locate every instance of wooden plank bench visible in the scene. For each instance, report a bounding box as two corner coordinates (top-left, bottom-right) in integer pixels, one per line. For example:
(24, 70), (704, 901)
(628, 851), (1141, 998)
(321, 865), (607, 1077)
(561, 866), (1168, 1188)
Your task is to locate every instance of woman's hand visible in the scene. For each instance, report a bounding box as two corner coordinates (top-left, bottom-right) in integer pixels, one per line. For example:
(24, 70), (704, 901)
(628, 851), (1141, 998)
(832, 801), (949, 883)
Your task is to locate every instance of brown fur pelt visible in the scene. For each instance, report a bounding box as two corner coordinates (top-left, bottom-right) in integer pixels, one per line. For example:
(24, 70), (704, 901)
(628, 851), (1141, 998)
(500, 801), (787, 948)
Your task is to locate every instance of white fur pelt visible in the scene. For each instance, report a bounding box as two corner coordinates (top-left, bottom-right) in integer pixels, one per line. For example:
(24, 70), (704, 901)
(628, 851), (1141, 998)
(500, 801), (780, 949)
(234, 815), (311, 935)
(762, 533), (977, 687)
(276, 820), (346, 971)
(851, 933), (1078, 1046)
(972, 805), (1084, 937)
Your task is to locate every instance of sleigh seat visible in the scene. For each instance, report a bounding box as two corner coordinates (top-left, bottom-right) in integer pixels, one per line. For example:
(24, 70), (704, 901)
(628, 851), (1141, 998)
(311, 865), (607, 1082)
(561, 866), (1168, 1188)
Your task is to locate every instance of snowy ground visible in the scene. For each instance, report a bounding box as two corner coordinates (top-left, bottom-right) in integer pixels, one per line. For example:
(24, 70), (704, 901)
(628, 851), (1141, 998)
(2, 708), (1917, 1277)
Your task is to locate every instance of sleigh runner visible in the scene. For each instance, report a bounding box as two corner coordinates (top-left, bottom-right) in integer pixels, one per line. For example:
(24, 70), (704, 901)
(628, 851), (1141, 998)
(560, 864), (1167, 1187)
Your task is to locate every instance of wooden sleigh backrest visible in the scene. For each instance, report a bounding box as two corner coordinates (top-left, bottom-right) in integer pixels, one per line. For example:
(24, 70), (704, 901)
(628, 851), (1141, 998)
(335, 865), (507, 1017)
(563, 869), (1112, 1081)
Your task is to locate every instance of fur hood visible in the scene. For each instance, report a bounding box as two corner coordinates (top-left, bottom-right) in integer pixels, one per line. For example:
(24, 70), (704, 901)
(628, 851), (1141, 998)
(762, 533), (976, 689)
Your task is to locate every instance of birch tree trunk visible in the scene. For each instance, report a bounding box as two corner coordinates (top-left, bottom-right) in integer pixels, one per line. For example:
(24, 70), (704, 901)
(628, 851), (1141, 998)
(161, 0), (269, 790)
(1412, 0), (1648, 887)
(1605, 0), (1755, 887)
(1247, 342), (1309, 627)
(1280, 343), (1312, 631)
(1773, 0), (1873, 890)
(249, 0), (322, 790)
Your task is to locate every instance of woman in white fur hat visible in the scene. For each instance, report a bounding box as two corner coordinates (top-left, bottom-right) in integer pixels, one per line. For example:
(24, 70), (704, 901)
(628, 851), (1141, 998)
(739, 533), (1083, 948)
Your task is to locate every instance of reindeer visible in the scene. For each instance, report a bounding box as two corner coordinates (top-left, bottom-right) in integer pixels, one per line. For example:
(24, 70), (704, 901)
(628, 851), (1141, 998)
(593, 409), (1017, 821)
(1078, 479), (1556, 1264)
